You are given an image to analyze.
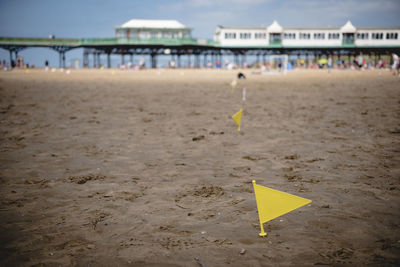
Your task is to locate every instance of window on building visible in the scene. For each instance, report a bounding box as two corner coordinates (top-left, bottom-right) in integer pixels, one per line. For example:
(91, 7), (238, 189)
(224, 32), (237, 39)
(116, 30), (124, 38)
(328, 33), (340, 39)
(372, 33), (384, 39)
(283, 33), (296, 39)
(240, 32), (251, 39)
(130, 30), (138, 38)
(356, 33), (369, 39)
(254, 33), (266, 39)
(386, 33), (398, 39)
(313, 33), (325, 39)
(299, 33), (311, 39)
(269, 33), (281, 41)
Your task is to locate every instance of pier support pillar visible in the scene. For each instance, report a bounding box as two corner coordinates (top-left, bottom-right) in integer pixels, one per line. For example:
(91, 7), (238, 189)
(93, 53), (97, 68)
(151, 54), (157, 68)
(107, 53), (111, 68)
(9, 50), (12, 66)
(83, 51), (88, 68)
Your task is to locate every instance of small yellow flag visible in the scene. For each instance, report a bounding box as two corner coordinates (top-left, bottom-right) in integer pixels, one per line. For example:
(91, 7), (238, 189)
(230, 80), (237, 92)
(252, 180), (311, 237)
(232, 108), (242, 131)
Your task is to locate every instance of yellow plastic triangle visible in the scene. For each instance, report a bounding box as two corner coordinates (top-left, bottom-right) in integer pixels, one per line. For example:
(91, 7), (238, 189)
(232, 108), (242, 131)
(230, 80), (237, 91)
(252, 180), (311, 236)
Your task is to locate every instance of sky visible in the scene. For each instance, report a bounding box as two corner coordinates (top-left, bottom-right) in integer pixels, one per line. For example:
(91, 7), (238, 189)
(1, 0), (400, 67)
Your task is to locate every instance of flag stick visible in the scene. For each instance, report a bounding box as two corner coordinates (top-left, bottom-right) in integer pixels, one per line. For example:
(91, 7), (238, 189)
(241, 87), (246, 132)
(259, 222), (267, 237)
(253, 180), (267, 236)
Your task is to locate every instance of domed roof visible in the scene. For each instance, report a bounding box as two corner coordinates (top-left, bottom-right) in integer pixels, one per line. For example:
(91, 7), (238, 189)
(120, 19), (186, 29)
(340, 21), (356, 33)
(267, 20), (283, 33)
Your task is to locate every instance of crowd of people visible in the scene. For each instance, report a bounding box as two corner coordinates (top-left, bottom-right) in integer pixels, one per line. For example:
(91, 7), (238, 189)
(227, 53), (400, 75)
(1, 53), (399, 76)
(0, 56), (35, 70)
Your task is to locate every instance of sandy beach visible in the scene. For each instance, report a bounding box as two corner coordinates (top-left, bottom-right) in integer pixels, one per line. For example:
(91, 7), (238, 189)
(0, 68), (399, 266)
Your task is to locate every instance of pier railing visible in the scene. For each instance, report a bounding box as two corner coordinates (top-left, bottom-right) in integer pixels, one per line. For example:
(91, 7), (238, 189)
(0, 37), (218, 47)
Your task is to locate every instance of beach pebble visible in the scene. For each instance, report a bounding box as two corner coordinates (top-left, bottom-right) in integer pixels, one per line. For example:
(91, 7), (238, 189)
(240, 248), (246, 255)
(206, 236), (217, 242)
(87, 244), (95, 249)
(201, 231), (206, 235)
(192, 135), (205, 142)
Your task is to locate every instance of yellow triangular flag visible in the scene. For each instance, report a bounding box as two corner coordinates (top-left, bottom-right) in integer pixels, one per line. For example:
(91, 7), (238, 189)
(252, 180), (311, 237)
(232, 108), (242, 131)
(230, 79), (237, 92)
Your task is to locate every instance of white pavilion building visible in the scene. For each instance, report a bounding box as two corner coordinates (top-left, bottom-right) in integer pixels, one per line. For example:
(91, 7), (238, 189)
(214, 21), (400, 48)
(115, 19), (192, 40)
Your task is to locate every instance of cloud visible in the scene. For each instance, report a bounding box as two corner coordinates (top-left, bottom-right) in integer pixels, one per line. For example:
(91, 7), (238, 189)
(160, 0), (272, 11)
(187, 0), (271, 7)
(157, 0), (400, 38)
(279, 0), (400, 26)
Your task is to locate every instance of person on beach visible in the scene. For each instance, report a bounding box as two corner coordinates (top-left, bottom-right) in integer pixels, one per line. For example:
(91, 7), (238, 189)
(328, 55), (333, 73)
(392, 53), (399, 76)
